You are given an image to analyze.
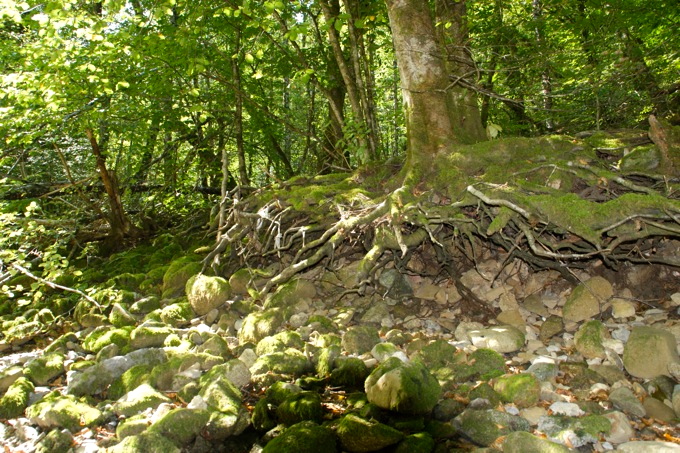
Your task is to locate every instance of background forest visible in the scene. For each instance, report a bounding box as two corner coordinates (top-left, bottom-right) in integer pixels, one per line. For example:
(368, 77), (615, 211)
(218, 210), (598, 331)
(1, 1), (680, 452)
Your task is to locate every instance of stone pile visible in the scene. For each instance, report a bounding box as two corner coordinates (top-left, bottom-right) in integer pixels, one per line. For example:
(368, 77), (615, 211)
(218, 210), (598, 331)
(0, 252), (679, 452)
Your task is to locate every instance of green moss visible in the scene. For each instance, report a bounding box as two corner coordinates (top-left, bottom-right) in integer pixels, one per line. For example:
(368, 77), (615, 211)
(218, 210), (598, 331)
(470, 348), (506, 380)
(148, 407), (210, 447)
(25, 391), (103, 431)
(336, 414), (403, 452)
(330, 357), (369, 388)
(113, 383), (172, 417)
(108, 364), (154, 400)
(108, 431), (181, 453)
(251, 348), (311, 377)
(0, 377), (34, 418)
(394, 432), (435, 453)
(276, 391), (323, 425)
(24, 352), (65, 385)
(256, 331), (304, 356)
(238, 307), (286, 344)
(262, 421), (337, 453)
(82, 326), (133, 353)
(159, 302), (193, 327)
(493, 373), (541, 408)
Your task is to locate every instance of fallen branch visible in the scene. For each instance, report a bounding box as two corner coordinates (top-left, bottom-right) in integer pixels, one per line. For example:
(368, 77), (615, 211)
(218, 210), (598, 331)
(11, 263), (102, 309)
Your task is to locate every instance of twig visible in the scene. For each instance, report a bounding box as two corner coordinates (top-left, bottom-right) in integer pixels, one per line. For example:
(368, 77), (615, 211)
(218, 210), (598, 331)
(11, 263), (102, 309)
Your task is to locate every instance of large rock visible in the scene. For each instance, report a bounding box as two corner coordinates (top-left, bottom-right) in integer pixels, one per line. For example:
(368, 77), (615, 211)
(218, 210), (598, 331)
(467, 325), (526, 353)
(342, 325), (381, 355)
(493, 373), (541, 408)
(186, 274), (231, 316)
(26, 391), (103, 432)
(623, 326), (680, 379)
(453, 409), (531, 447)
(562, 276), (612, 322)
(238, 308), (285, 344)
(574, 320), (608, 359)
(263, 421), (337, 453)
(336, 414), (404, 452)
(365, 357), (441, 415)
(502, 431), (570, 453)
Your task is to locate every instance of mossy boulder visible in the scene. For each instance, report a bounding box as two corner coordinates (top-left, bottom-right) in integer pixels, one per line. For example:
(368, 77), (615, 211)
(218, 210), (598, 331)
(453, 409), (531, 447)
(0, 376), (34, 419)
(24, 352), (65, 385)
(469, 348), (506, 380)
(316, 343), (342, 377)
(276, 391), (323, 425)
(113, 383), (172, 417)
(342, 325), (381, 355)
(623, 326), (680, 379)
(562, 276), (612, 323)
(35, 428), (74, 453)
(82, 326), (132, 354)
(537, 414), (611, 448)
(330, 357), (370, 388)
(159, 302), (193, 327)
(365, 357), (441, 415)
(574, 320), (608, 359)
(467, 325), (526, 353)
(238, 308), (286, 344)
(256, 331), (305, 356)
(262, 421), (337, 453)
(162, 258), (202, 298)
(108, 364), (154, 400)
(412, 339), (459, 368)
(106, 431), (181, 453)
(251, 348), (311, 381)
(109, 303), (138, 327)
(336, 414), (404, 452)
(502, 431), (571, 453)
(130, 325), (174, 349)
(493, 373), (541, 408)
(394, 432), (435, 453)
(263, 278), (317, 309)
(185, 273), (231, 316)
(26, 391), (103, 432)
(148, 407), (211, 447)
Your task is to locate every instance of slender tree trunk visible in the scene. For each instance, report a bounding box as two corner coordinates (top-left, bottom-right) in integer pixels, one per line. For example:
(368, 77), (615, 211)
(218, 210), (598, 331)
(233, 28), (249, 186)
(85, 128), (139, 241)
(533, 0), (554, 132)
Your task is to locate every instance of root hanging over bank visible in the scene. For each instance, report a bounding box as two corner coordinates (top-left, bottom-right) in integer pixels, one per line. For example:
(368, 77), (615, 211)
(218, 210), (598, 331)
(204, 131), (680, 298)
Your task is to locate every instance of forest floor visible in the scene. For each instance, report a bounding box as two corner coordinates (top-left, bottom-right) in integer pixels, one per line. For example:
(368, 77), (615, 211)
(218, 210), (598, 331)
(1, 127), (680, 452)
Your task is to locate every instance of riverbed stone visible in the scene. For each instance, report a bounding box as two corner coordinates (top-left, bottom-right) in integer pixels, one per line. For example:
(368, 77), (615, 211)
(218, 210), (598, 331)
(336, 414), (404, 452)
(26, 391), (103, 432)
(453, 409), (531, 447)
(263, 421), (337, 453)
(24, 352), (64, 386)
(342, 325), (380, 355)
(623, 326), (680, 379)
(603, 411), (635, 444)
(502, 430), (570, 453)
(642, 397), (676, 423)
(365, 357), (441, 415)
(615, 441), (680, 452)
(574, 320), (608, 359)
(0, 377), (34, 419)
(148, 407), (210, 447)
(609, 386), (646, 418)
(493, 373), (540, 408)
(186, 274), (231, 316)
(467, 325), (526, 353)
(113, 383), (172, 417)
(562, 276), (612, 322)
(238, 308), (286, 344)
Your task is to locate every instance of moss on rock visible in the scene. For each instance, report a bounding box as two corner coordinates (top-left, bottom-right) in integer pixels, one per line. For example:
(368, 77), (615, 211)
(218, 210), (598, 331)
(493, 373), (541, 408)
(0, 376), (34, 419)
(262, 421), (337, 453)
(24, 352), (65, 385)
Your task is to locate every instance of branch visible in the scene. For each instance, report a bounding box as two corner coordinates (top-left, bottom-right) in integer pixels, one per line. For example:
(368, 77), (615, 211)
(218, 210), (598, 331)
(11, 263), (102, 309)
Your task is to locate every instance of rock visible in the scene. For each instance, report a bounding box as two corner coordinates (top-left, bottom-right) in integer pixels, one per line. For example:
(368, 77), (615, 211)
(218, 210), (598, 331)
(365, 357), (441, 415)
(609, 387), (646, 418)
(67, 348), (167, 396)
(276, 391), (323, 425)
(502, 430), (570, 453)
(562, 276), (612, 322)
(394, 432), (435, 453)
(256, 331), (304, 356)
(467, 325), (526, 353)
(371, 342), (406, 362)
(454, 321), (484, 341)
(537, 414), (611, 448)
(341, 325), (381, 355)
(379, 269), (413, 299)
(539, 315), (564, 342)
(520, 406), (548, 426)
(615, 441), (680, 452)
(493, 373), (540, 408)
(26, 391), (102, 432)
(159, 302), (193, 327)
(497, 309), (525, 327)
(106, 431), (181, 453)
(642, 397), (676, 423)
(109, 303), (137, 327)
(527, 361), (558, 381)
(522, 294), (549, 317)
(113, 383), (172, 417)
(264, 279), (316, 309)
(199, 376), (250, 439)
(673, 385), (680, 418)
(336, 414), (404, 452)
(251, 349), (311, 379)
(623, 326), (680, 379)
(549, 402), (585, 417)
(574, 320), (608, 359)
(604, 411), (635, 444)
(130, 325), (173, 349)
(453, 409), (531, 447)
(263, 421), (337, 453)
(361, 301), (391, 325)
(238, 308), (285, 344)
(185, 274), (231, 316)
(316, 344), (342, 377)
(35, 428), (73, 453)
(611, 298), (637, 318)
(82, 327), (132, 353)
(148, 407), (210, 447)
(24, 352), (65, 385)
(330, 357), (370, 388)
(0, 365), (23, 394)
(0, 377), (34, 419)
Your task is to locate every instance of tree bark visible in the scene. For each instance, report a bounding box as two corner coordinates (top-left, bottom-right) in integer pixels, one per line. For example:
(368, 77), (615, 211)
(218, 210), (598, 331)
(233, 28), (250, 186)
(85, 128), (139, 241)
(385, 0), (484, 180)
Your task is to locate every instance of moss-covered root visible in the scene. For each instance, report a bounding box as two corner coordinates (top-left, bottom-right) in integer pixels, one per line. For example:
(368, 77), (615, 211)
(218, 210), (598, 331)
(0, 377), (34, 419)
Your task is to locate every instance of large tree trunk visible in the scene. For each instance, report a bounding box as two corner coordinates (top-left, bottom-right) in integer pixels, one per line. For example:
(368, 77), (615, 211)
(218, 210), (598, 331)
(385, 0), (484, 181)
